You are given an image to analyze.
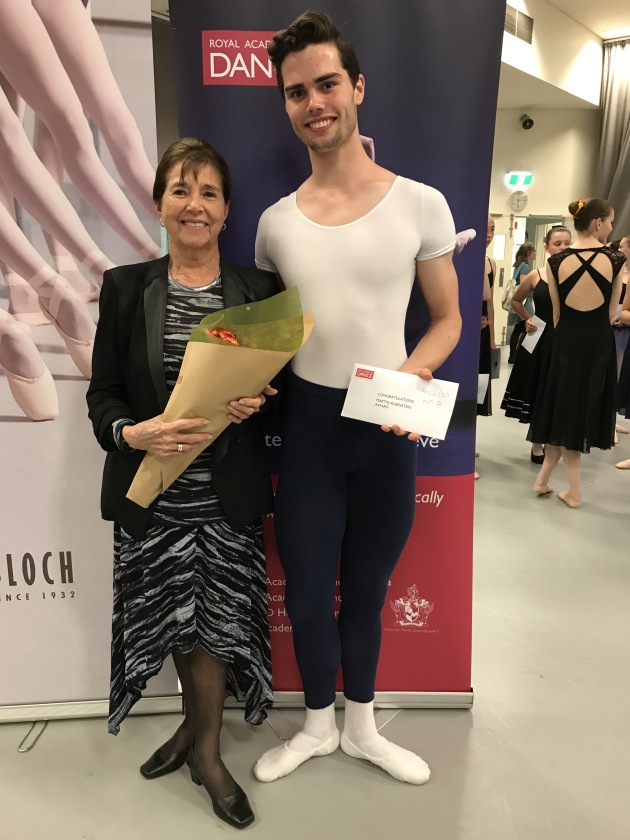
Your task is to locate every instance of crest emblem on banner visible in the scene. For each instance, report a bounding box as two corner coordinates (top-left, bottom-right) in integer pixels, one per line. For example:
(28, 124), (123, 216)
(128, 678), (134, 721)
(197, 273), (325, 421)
(390, 584), (434, 629)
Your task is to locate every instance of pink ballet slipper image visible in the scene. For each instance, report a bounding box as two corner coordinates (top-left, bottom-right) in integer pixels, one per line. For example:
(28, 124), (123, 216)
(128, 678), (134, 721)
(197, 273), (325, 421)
(455, 229), (476, 254)
(0, 1), (159, 261)
(0, 309), (58, 421)
(0, 200), (95, 379)
(36, 274), (95, 379)
(3, 270), (50, 326)
(360, 135), (375, 161)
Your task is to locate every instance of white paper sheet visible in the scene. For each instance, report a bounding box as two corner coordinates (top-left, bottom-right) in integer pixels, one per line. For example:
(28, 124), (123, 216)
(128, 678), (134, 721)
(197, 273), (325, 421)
(341, 364), (459, 440)
(520, 315), (546, 354)
(477, 373), (489, 404)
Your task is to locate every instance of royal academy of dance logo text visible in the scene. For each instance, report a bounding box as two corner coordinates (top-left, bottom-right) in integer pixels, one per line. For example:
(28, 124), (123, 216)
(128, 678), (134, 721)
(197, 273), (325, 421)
(389, 584), (434, 631)
(202, 31), (277, 86)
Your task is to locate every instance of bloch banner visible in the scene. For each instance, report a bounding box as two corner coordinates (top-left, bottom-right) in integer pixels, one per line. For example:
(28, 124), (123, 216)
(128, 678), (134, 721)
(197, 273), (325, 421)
(0, 0), (172, 714)
(170, 0), (504, 701)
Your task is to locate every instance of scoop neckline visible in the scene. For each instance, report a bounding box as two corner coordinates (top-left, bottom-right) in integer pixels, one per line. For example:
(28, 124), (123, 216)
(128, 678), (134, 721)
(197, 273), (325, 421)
(292, 176), (401, 229)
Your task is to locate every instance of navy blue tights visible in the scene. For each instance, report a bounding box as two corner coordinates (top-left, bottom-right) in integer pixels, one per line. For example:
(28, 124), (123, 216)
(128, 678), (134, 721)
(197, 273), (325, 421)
(274, 375), (417, 709)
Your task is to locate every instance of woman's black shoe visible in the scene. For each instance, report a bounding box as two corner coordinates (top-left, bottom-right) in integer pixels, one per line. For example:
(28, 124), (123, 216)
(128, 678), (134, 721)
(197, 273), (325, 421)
(139, 742), (189, 779)
(186, 749), (254, 830)
(530, 447), (545, 465)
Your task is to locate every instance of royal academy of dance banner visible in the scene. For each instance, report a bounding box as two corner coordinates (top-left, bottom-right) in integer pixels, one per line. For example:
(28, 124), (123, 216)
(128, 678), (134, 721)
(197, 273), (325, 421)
(0, 0), (175, 714)
(170, 0), (505, 700)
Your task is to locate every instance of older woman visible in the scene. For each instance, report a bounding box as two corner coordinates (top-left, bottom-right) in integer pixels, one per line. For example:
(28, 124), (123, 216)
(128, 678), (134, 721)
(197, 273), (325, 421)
(87, 138), (280, 830)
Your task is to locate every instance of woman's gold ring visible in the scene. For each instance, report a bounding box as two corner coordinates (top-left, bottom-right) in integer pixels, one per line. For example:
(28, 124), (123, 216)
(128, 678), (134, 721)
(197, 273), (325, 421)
(177, 443), (183, 453)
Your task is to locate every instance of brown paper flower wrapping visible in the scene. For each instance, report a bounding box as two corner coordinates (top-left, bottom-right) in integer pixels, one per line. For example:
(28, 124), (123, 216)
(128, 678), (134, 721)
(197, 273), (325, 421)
(126, 287), (312, 508)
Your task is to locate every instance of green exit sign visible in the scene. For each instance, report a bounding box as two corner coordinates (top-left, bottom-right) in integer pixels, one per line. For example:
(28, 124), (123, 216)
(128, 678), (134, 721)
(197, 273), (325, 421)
(506, 171), (533, 187)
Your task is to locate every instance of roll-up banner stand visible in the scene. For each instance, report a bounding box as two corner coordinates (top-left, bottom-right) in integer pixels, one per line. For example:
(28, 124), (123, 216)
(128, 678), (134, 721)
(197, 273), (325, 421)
(0, 0), (176, 723)
(170, 0), (505, 707)
(1, 0), (504, 725)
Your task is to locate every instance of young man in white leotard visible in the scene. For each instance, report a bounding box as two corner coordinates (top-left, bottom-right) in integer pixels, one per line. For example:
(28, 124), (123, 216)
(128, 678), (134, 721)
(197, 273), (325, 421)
(254, 11), (461, 786)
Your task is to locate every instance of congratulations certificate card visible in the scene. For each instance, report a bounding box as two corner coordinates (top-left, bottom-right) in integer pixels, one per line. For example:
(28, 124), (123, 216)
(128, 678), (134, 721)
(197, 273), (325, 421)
(341, 364), (459, 440)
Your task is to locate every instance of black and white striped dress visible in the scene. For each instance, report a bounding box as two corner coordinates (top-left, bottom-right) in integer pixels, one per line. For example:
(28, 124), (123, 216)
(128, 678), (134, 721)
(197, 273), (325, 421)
(108, 276), (272, 734)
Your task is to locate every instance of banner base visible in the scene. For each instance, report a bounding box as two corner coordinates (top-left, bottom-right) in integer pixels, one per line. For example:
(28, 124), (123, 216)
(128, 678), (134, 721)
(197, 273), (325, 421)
(274, 691), (474, 709)
(0, 690), (473, 724)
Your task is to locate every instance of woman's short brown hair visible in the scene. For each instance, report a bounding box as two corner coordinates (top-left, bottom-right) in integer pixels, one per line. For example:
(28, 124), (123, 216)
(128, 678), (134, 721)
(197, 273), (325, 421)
(153, 138), (231, 205)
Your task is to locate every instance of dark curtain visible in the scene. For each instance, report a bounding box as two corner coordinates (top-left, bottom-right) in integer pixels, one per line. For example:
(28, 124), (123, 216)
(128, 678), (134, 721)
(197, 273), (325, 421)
(596, 39), (630, 235)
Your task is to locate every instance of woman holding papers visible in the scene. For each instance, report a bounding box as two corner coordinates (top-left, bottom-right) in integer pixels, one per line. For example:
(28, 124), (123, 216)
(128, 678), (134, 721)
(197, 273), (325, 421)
(527, 199), (624, 508)
(501, 226), (572, 462)
(507, 242), (536, 363)
(87, 138), (280, 830)
(477, 218), (496, 419)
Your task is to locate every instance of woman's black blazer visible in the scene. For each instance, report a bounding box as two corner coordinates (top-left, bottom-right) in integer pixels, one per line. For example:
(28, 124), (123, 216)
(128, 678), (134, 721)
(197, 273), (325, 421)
(86, 255), (280, 538)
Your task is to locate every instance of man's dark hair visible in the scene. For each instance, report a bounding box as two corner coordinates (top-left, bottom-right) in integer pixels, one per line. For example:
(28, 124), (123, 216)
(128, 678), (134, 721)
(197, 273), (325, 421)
(268, 10), (361, 99)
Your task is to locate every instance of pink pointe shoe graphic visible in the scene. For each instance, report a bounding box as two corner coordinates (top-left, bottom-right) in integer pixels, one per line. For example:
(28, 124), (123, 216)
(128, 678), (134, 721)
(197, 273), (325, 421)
(36, 275), (95, 379)
(0, 309), (58, 420)
(455, 229), (477, 254)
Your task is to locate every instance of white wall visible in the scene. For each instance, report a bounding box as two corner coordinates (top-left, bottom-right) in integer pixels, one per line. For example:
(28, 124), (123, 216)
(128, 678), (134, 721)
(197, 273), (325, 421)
(490, 108), (601, 216)
(502, 0), (602, 105)
(91, 0), (151, 24)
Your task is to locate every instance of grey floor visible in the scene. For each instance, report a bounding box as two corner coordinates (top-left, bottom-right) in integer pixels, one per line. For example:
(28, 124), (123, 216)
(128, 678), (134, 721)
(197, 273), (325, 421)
(2, 353), (629, 840)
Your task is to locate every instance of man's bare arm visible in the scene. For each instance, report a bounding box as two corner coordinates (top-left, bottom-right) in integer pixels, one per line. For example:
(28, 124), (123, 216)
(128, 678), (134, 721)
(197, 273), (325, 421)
(400, 251), (462, 376)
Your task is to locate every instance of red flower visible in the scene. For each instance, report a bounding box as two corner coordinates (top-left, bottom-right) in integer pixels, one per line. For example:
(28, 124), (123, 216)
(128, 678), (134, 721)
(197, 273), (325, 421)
(206, 327), (240, 345)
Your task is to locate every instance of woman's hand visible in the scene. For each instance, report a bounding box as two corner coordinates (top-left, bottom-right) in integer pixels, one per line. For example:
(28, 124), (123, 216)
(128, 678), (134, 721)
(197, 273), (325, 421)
(122, 415), (212, 457)
(381, 367), (432, 442)
(480, 315), (488, 330)
(227, 384), (278, 424)
(525, 318), (537, 334)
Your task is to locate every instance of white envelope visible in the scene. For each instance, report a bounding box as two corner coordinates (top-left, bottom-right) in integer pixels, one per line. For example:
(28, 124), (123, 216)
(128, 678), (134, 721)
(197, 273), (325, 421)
(477, 373), (489, 404)
(520, 315), (546, 354)
(341, 364), (459, 440)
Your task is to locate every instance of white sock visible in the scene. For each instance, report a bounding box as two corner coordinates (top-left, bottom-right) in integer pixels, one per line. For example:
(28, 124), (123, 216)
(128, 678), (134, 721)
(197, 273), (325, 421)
(341, 699), (430, 785)
(253, 704), (339, 783)
(303, 704), (337, 739)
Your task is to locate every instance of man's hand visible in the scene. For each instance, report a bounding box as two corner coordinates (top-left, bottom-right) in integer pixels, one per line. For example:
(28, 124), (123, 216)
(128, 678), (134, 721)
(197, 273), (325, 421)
(227, 384), (278, 423)
(381, 368), (432, 441)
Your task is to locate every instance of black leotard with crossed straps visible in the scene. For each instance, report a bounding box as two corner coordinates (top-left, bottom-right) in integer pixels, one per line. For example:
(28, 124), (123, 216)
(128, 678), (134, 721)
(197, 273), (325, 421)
(528, 246), (626, 452)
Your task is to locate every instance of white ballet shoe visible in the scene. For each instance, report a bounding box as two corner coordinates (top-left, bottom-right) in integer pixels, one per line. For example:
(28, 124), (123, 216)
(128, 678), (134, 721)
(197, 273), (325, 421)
(35, 275), (94, 379)
(340, 732), (431, 785)
(0, 313), (58, 421)
(253, 729), (340, 782)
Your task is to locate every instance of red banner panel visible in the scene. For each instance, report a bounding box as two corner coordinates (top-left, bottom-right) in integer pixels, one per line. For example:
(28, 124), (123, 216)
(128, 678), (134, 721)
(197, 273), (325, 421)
(264, 475), (473, 693)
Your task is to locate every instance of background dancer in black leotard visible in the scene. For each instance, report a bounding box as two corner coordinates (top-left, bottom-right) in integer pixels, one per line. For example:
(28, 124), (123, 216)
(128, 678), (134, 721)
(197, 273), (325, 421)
(528, 199), (625, 508)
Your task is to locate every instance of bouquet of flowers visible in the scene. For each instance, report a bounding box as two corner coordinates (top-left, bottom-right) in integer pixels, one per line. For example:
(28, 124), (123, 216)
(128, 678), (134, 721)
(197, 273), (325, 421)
(127, 286), (312, 508)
